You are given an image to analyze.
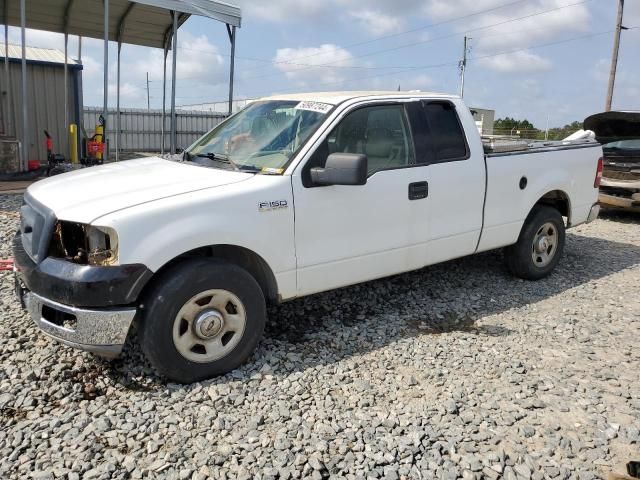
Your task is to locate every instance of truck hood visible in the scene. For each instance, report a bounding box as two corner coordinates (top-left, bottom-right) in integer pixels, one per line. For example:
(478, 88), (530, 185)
(27, 157), (253, 224)
(584, 111), (640, 144)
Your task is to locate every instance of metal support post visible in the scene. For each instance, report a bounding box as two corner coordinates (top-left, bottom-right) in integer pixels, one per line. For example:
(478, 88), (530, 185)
(20, 0), (27, 169)
(64, 33), (69, 155)
(170, 11), (178, 153)
(103, 0), (109, 160)
(116, 40), (121, 162)
(3, 0), (10, 136)
(161, 46), (167, 154)
(227, 24), (236, 116)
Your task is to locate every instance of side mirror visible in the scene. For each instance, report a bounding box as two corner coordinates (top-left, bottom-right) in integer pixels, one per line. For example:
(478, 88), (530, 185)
(310, 153), (368, 186)
(175, 147), (184, 154)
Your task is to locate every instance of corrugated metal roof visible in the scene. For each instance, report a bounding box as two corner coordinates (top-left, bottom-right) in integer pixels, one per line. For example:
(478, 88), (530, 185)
(4, 0), (241, 49)
(0, 44), (81, 65)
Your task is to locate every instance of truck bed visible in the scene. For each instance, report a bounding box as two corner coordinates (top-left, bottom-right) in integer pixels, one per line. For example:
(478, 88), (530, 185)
(477, 140), (602, 253)
(482, 137), (599, 156)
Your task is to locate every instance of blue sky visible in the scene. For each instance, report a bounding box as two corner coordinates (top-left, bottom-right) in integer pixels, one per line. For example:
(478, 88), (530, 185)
(8, 0), (640, 128)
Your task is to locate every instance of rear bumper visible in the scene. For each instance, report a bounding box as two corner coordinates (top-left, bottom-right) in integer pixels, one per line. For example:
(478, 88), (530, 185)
(23, 291), (136, 358)
(586, 203), (600, 223)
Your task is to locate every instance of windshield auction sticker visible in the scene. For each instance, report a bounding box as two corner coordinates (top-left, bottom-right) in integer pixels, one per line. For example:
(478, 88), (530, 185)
(294, 101), (333, 114)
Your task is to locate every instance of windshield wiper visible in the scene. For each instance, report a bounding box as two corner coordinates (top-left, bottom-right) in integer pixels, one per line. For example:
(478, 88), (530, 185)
(237, 165), (262, 173)
(195, 152), (240, 171)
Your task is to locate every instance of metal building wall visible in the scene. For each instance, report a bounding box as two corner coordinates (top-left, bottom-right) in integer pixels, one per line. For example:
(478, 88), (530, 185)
(2, 59), (79, 161)
(83, 107), (227, 153)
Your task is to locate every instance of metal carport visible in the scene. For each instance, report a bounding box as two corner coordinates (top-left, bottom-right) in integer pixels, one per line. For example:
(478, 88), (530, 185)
(2, 0), (241, 168)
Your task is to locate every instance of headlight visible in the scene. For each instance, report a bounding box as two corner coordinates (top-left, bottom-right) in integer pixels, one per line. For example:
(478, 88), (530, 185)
(50, 221), (119, 266)
(86, 225), (119, 266)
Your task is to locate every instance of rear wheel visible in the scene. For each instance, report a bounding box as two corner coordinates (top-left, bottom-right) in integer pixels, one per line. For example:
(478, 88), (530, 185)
(504, 205), (566, 280)
(139, 258), (266, 383)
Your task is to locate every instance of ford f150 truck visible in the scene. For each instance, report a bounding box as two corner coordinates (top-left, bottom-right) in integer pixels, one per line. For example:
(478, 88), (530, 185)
(14, 91), (603, 383)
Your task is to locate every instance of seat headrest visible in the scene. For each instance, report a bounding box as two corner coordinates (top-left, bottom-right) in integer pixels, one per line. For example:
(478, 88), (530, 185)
(251, 117), (273, 138)
(365, 128), (392, 158)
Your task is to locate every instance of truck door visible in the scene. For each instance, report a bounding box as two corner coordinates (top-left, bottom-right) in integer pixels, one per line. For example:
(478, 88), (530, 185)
(292, 101), (432, 297)
(421, 100), (486, 263)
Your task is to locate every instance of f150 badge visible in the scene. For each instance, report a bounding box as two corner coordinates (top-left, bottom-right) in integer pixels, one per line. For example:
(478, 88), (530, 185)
(259, 200), (288, 212)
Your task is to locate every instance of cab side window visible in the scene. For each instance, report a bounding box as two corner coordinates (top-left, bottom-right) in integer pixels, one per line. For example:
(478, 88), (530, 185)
(423, 102), (469, 162)
(305, 104), (415, 184)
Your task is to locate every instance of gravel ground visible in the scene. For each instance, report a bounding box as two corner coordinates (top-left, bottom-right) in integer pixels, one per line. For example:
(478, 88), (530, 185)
(0, 192), (639, 480)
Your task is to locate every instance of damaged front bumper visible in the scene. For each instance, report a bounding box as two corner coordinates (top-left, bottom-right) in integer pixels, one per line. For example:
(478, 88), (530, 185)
(13, 232), (150, 358)
(23, 291), (136, 358)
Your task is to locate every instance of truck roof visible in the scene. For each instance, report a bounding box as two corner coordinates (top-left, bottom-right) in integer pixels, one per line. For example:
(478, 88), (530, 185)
(260, 90), (458, 105)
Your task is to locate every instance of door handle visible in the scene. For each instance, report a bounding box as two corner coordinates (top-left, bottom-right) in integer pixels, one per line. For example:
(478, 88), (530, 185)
(408, 181), (428, 200)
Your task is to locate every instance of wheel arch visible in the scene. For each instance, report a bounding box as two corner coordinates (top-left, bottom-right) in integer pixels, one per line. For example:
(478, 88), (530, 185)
(531, 189), (572, 226)
(142, 244), (280, 304)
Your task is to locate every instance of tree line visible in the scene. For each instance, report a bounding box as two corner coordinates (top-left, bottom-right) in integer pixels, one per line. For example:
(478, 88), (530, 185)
(493, 117), (583, 141)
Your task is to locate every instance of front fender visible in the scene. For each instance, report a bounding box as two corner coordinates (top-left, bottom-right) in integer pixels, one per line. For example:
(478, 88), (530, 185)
(93, 176), (296, 288)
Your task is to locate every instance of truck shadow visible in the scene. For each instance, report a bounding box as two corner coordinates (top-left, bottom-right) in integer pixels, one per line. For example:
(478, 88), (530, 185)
(259, 231), (640, 369)
(107, 231), (640, 388)
(598, 208), (640, 225)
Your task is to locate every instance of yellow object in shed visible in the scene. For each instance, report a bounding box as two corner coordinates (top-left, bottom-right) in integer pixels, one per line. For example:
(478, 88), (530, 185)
(69, 124), (78, 164)
(94, 123), (104, 161)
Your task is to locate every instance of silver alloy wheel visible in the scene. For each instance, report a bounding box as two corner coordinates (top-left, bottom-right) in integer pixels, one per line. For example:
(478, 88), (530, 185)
(172, 289), (247, 363)
(531, 222), (558, 267)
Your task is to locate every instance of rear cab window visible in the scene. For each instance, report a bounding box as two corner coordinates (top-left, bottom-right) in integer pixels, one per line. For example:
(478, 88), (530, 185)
(422, 101), (470, 163)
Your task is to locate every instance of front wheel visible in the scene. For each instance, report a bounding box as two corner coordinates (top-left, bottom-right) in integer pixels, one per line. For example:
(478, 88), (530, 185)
(504, 205), (566, 280)
(139, 259), (266, 383)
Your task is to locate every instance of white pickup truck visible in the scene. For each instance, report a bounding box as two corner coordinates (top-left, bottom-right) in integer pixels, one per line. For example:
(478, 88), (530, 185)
(14, 91), (602, 383)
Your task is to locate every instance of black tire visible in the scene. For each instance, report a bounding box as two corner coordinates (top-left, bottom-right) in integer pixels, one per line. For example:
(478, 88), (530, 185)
(139, 258), (266, 383)
(504, 205), (566, 280)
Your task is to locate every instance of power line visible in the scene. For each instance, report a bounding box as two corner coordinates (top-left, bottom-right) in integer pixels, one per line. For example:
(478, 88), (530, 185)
(166, 0), (593, 86)
(236, 0), (535, 74)
(174, 0), (590, 75)
(234, 28), (619, 100)
(166, 27), (624, 104)
(238, 0), (592, 83)
(155, 25), (628, 102)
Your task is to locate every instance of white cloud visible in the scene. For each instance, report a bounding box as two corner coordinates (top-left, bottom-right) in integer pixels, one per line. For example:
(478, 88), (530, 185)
(273, 44), (355, 86)
(80, 55), (101, 79)
(108, 82), (144, 102)
(232, 0), (423, 34)
(591, 56), (640, 111)
(624, 1), (640, 26)
(233, 0), (328, 23)
(424, 0), (591, 74)
(350, 10), (404, 35)
(477, 51), (552, 73)
(129, 32), (225, 86)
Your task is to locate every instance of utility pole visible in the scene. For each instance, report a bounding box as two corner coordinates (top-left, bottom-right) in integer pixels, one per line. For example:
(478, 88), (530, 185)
(459, 36), (471, 98)
(606, 0), (626, 111)
(146, 72), (151, 111)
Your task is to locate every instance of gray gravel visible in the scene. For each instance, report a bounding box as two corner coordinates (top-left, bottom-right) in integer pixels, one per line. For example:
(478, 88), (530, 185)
(1, 192), (639, 480)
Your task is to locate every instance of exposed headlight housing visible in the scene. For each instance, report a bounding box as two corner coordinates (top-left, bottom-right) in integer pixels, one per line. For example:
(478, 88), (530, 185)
(49, 221), (119, 266)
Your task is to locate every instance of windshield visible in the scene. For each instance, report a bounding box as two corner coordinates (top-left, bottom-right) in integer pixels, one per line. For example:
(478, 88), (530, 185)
(187, 100), (332, 173)
(603, 139), (640, 151)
